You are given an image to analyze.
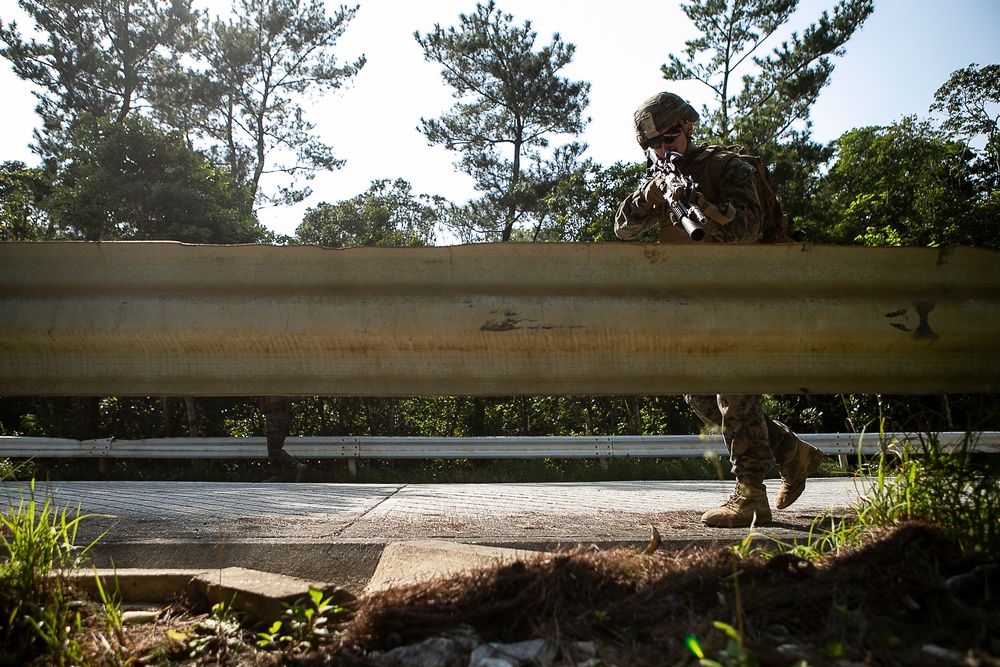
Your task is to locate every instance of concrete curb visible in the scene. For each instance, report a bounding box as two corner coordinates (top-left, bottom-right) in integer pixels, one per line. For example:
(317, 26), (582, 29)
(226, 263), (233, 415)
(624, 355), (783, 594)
(72, 540), (539, 623)
(72, 567), (355, 624)
(364, 540), (540, 594)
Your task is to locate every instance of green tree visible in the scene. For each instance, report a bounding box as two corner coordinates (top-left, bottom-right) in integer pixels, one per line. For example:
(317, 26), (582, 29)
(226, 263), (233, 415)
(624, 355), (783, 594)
(295, 178), (441, 248)
(45, 114), (266, 242)
(169, 0), (365, 208)
(660, 0), (872, 223)
(415, 1), (590, 242)
(931, 63), (1000, 188)
(661, 0), (873, 149)
(0, 161), (54, 241)
(0, 0), (197, 156)
(811, 117), (991, 247)
(533, 160), (645, 243)
(758, 135), (833, 227)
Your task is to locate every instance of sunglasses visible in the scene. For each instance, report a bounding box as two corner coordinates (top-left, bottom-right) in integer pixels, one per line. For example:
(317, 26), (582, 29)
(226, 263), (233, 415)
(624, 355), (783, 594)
(648, 126), (683, 149)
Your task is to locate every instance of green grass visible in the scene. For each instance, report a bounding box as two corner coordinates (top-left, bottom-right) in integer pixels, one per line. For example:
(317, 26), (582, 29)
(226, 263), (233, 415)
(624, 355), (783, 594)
(0, 479), (106, 666)
(852, 431), (999, 557)
(747, 430), (1000, 561)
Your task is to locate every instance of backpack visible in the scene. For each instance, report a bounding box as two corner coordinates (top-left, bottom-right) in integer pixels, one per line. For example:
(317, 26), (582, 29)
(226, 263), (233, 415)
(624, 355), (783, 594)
(692, 145), (804, 244)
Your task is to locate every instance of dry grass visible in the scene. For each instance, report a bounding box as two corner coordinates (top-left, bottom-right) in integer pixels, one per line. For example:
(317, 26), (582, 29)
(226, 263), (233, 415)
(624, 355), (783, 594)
(342, 521), (999, 666)
(14, 521), (1000, 666)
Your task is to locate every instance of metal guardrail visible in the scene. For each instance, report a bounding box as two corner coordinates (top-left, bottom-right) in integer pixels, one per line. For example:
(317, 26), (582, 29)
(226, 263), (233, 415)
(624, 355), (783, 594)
(2, 433), (997, 459)
(2, 242), (999, 396)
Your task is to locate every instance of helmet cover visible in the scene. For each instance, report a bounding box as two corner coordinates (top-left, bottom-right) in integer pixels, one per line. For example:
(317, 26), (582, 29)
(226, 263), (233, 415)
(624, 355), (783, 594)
(633, 92), (699, 149)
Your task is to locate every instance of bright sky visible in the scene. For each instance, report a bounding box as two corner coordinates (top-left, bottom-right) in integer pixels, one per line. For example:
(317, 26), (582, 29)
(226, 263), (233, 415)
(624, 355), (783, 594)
(1, 0), (998, 239)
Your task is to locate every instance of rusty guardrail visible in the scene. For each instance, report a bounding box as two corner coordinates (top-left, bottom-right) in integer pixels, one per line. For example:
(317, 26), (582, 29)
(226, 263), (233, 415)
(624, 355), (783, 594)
(1, 242), (998, 396)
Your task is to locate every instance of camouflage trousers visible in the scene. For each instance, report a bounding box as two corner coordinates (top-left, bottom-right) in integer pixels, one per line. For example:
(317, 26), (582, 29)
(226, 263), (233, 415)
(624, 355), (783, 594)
(263, 396), (300, 475)
(685, 394), (803, 482)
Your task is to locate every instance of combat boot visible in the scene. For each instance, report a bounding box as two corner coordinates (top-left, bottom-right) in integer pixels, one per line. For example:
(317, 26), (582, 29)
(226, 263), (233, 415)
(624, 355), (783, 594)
(701, 481), (772, 528)
(776, 441), (823, 510)
(262, 462), (307, 483)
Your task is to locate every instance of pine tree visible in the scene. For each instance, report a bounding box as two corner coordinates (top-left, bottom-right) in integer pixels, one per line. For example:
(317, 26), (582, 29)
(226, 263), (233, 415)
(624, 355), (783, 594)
(0, 0), (197, 156)
(661, 0), (874, 149)
(415, 1), (590, 242)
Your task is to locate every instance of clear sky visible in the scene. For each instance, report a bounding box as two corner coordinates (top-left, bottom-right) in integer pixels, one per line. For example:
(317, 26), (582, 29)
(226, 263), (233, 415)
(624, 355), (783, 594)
(1, 0), (998, 239)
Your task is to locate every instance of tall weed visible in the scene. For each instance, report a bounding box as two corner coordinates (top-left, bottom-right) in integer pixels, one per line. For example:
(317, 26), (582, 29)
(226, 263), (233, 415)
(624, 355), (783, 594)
(860, 432), (999, 557)
(0, 480), (104, 665)
(791, 430), (1000, 560)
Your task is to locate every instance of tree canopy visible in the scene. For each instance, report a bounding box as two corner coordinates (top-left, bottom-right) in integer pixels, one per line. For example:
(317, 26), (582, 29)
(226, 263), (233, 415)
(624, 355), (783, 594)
(296, 179), (440, 248)
(0, 0), (198, 156)
(808, 117), (994, 247)
(931, 63), (1000, 188)
(45, 114), (265, 242)
(661, 0), (874, 150)
(415, 1), (590, 242)
(0, 161), (52, 241)
(1, 0), (365, 229)
(174, 0), (366, 208)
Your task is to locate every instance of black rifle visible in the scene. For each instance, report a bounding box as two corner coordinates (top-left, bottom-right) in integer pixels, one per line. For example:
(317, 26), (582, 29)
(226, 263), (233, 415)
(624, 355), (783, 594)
(647, 150), (707, 241)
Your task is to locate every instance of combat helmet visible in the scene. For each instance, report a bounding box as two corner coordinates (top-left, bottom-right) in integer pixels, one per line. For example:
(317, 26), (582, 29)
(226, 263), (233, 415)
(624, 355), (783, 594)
(633, 92), (699, 149)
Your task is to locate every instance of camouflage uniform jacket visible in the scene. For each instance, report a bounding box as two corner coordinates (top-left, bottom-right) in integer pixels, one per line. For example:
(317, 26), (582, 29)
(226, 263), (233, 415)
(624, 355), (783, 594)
(615, 144), (764, 244)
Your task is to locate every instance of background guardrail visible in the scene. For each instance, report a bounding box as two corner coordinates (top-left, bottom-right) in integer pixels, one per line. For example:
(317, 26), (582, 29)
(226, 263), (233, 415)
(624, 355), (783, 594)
(3, 432), (996, 473)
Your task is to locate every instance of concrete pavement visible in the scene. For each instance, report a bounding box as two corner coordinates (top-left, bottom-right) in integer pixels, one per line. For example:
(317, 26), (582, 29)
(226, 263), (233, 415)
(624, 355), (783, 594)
(2, 478), (865, 595)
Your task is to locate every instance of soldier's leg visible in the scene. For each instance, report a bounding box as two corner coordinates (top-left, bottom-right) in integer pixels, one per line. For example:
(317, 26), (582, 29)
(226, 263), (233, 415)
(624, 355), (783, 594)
(692, 394), (774, 527)
(263, 396), (304, 482)
(685, 394), (723, 430)
(718, 394), (774, 481)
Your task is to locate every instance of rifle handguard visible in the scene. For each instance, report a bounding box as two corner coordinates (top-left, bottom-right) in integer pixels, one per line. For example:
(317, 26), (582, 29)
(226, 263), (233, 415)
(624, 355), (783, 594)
(649, 151), (708, 241)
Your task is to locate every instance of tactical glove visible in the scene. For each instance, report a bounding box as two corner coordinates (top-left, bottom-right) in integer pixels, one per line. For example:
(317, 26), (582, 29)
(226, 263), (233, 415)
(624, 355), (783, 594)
(640, 175), (666, 205)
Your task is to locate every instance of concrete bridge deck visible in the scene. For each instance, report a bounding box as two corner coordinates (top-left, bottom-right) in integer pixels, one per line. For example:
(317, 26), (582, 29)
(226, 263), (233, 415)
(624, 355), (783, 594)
(1, 478), (865, 594)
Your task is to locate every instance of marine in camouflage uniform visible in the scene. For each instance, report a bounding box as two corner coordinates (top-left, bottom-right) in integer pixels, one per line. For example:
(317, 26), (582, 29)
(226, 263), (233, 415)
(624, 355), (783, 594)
(615, 142), (763, 245)
(615, 92), (823, 528)
(261, 396), (306, 482)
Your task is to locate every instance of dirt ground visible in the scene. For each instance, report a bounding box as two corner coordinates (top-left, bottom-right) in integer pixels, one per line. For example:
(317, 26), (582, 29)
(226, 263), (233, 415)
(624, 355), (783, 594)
(95, 520), (999, 667)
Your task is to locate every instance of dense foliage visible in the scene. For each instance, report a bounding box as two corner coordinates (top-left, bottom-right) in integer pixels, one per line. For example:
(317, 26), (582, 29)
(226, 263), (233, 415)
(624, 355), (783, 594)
(296, 178), (441, 248)
(415, 0), (591, 242)
(806, 117), (995, 247)
(48, 115), (265, 242)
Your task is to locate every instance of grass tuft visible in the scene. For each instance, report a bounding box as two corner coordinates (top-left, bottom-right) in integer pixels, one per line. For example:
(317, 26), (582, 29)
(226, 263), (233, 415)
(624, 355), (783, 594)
(0, 480), (107, 666)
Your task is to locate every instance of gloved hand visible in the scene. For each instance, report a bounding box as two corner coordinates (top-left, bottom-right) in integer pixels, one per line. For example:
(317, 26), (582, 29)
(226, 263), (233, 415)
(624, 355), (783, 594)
(640, 174), (666, 205)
